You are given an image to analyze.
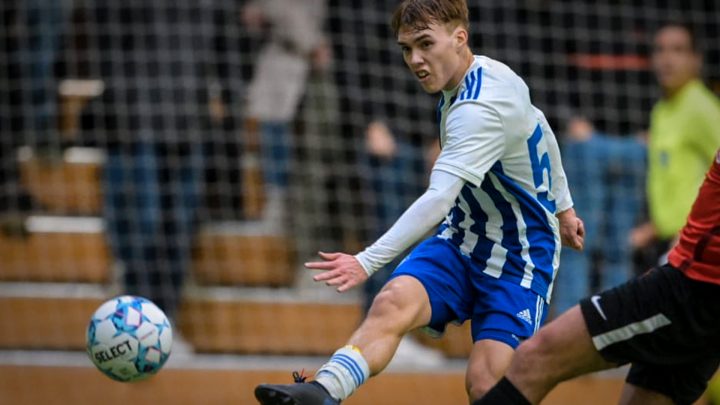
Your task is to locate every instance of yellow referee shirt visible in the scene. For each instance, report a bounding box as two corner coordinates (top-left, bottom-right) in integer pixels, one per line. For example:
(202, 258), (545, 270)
(648, 79), (720, 239)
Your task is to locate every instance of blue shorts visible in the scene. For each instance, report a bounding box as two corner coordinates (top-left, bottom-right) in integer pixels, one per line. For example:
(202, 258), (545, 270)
(390, 237), (548, 349)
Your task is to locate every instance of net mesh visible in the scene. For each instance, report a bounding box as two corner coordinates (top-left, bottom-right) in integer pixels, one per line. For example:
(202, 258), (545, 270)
(0, 0), (718, 402)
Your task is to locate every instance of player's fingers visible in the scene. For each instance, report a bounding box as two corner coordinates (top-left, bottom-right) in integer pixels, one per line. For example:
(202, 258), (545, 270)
(313, 269), (340, 281)
(573, 234), (584, 251)
(318, 251), (341, 260)
(577, 219), (586, 237)
(305, 260), (336, 270)
(337, 279), (356, 293)
(326, 276), (345, 287)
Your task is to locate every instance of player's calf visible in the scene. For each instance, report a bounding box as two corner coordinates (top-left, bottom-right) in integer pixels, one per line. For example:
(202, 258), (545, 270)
(313, 277), (431, 401)
(465, 339), (515, 402)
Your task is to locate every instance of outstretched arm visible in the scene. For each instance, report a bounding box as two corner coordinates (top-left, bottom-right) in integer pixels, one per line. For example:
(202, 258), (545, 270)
(307, 100), (507, 292)
(305, 170), (465, 292)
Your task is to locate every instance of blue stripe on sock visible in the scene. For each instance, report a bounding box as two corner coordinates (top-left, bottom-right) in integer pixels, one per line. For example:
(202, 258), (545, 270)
(334, 354), (365, 384)
(332, 355), (362, 385)
(334, 354), (366, 384)
(332, 357), (360, 385)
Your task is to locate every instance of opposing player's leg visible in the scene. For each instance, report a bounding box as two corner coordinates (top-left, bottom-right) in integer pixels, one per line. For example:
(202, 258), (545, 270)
(619, 358), (720, 405)
(474, 306), (615, 404)
(619, 384), (674, 405)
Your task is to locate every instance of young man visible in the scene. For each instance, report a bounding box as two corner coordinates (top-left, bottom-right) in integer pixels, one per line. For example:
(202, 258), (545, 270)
(475, 149), (720, 405)
(631, 22), (720, 264)
(255, 0), (583, 403)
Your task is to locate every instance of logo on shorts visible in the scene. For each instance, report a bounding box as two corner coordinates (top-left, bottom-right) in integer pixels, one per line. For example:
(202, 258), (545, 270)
(590, 295), (608, 321)
(516, 309), (533, 325)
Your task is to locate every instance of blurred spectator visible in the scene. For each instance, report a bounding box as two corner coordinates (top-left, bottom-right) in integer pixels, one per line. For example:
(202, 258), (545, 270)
(242, 0), (329, 230)
(631, 22), (720, 268)
(360, 122), (439, 313)
(326, 0), (438, 312)
(203, 0), (248, 221)
(552, 117), (645, 315)
(83, 0), (214, 332)
(327, 0), (443, 366)
(0, 0), (73, 228)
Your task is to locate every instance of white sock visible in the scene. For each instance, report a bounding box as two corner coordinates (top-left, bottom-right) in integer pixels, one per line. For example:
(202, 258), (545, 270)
(314, 346), (370, 401)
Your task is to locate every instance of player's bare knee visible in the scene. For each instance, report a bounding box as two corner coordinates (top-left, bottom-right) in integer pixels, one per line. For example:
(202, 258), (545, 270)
(367, 281), (422, 331)
(466, 372), (501, 402)
(369, 286), (409, 318)
(511, 331), (559, 383)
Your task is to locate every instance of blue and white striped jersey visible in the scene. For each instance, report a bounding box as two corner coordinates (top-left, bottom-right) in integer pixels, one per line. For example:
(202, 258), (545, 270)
(433, 55), (573, 301)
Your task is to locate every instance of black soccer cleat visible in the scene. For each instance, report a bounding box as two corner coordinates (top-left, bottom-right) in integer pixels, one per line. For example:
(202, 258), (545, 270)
(254, 371), (340, 405)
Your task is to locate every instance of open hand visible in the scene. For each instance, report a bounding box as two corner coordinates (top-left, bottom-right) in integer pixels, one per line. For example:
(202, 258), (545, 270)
(305, 252), (369, 293)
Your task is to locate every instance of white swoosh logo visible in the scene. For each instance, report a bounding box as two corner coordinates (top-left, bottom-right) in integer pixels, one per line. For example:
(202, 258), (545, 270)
(591, 295), (608, 321)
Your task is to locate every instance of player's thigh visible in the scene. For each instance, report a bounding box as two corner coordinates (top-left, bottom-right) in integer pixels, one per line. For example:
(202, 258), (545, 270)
(365, 275), (432, 332)
(508, 306), (615, 384)
(621, 358), (720, 405)
(389, 237), (475, 336)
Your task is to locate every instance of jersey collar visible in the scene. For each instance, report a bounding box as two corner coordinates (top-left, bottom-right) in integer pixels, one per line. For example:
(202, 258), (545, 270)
(441, 55), (482, 103)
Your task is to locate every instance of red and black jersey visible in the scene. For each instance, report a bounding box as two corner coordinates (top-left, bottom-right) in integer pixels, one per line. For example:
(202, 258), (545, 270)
(668, 149), (720, 285)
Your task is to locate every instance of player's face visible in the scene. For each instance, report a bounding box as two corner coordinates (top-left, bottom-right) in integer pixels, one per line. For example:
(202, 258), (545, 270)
(652, 27), (700, 94)
(397, 22), (468, 93)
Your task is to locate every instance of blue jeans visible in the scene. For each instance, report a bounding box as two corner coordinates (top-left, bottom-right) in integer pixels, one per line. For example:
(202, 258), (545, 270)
(21, 0), (72, 141)
(259, 121), (292, 188)
(103, 141), (204, 319)
(553, 135), (645, 315)
(0, 0), (71, 212)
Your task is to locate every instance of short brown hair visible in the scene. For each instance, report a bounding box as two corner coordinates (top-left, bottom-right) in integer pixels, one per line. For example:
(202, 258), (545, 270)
(391, 0), (469, 36)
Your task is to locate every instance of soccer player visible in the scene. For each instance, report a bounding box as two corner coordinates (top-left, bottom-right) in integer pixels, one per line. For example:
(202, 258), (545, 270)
(255, 0), (584, 403)
(475, 149), (720, 405)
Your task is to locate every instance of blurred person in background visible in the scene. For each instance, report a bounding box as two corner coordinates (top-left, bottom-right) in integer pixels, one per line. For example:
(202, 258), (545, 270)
(241, 0), (330, 230)
(83, 0), (215, 349)
(631, 22), (720, 267)
(203, 0), (248, 221)
(327, 0), (444, 366)
(552, 117), (645, 316)
(0, 0), (73, 232)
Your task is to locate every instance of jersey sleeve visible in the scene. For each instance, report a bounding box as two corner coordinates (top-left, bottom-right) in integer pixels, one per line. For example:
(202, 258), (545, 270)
(433, 101), (506, 187)
(535, 108), (574, 212)
(355, 170), (465, 275)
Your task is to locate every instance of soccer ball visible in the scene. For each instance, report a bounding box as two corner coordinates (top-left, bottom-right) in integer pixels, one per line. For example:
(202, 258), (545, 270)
(86, 295), (173, 382)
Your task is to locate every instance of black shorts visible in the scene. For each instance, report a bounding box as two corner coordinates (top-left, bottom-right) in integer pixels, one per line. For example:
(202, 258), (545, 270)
(580, 264), (720, 405)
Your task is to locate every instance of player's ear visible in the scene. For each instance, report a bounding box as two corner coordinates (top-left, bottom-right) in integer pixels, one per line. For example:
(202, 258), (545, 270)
(453, 26), (468, 50)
